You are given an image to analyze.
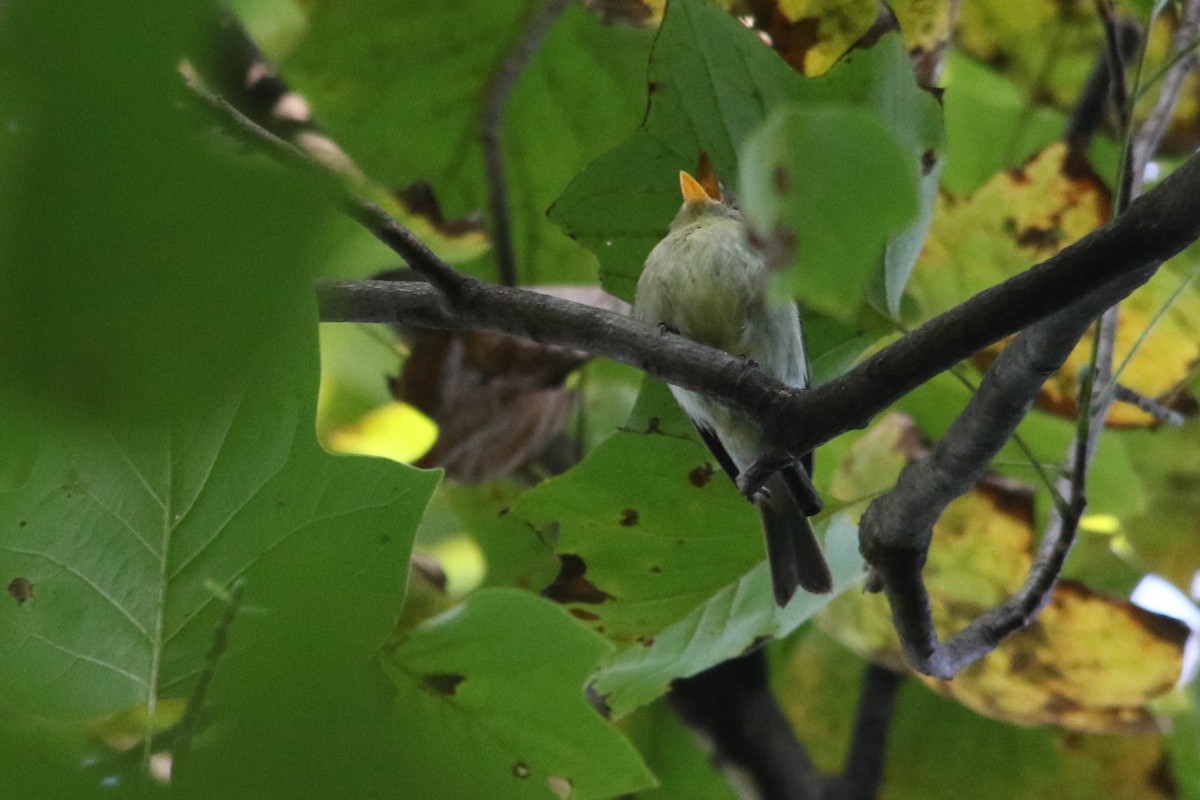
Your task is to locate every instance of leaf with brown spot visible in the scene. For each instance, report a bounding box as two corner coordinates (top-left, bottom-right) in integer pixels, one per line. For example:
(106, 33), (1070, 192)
(745, 0), (882, 76)
(7, 578), (33, 605)
(514, 379), (865, 715)
(912, 142), (1200, 427)
(542, 554), (616, 605)
(619, 508), (640, 526)
(688, 463), (714, 487)
(421, 672), (466, 697)
(778, 631), (1180, 799)
(383, 590), (654, 796)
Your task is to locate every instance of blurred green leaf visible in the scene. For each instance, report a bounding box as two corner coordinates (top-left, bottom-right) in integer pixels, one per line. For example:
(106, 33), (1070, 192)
(739, 106), (918, 316)
(0, 1), (332, 425)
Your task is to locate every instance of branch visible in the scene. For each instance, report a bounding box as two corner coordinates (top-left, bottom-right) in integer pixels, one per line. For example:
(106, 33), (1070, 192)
(859, 262), (1154, 676)
(827, 664), (903, 800)
(482, 0), (571, 285)
(185, 74), (479, 307)
(319, 148), (1200, 458)
(1112, 383), (1187, 425)
(856, 7), (1196, 677)
(189, 22), (1200, 467)
(1130, 0), (1200, 197)
(671, 650), (823, 800)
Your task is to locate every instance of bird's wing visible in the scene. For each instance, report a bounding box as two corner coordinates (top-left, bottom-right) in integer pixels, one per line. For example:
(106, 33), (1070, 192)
(695, 423), (741, 484)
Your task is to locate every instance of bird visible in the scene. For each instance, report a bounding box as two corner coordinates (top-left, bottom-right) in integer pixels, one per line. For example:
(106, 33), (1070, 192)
(632, 157), (833, 605)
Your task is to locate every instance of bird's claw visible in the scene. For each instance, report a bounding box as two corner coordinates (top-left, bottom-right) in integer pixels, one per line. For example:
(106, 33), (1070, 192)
(736, 354), (761, 370)
(737, 454), (789, 501)
(658, 321), (681, 335)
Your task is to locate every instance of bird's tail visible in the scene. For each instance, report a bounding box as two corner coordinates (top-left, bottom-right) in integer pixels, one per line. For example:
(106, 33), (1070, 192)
(757, 471), (833, 606)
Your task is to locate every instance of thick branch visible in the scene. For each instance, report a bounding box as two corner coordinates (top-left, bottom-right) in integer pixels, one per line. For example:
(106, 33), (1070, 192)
(856, 7), (1193, 677)
(319, 147), (1200, 456)
(859, 266), (1154, 676)
(671, 650), (823, 800)
(828, 664), (903, 800)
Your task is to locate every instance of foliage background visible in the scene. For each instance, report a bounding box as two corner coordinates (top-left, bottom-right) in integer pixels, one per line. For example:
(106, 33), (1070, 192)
(2, 0), (1200, 797)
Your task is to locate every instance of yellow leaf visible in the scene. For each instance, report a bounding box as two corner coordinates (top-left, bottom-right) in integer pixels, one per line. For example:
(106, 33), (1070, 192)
(820, 474), (1188, 732)
(324, 402), (438, 464)
(913, 142), (1200, 427)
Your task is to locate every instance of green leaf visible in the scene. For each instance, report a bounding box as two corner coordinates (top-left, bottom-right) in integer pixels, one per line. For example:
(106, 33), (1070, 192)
(280, 0), (654, 284)
(380, 589), (656, 800)
(551, 0), (942, 311)
(593, 514), (862, 716)
(514, 378), (864, 716)
(622, 699), (737, 800)
(0, 323), (439, 722)
(739, 106), (919, 317)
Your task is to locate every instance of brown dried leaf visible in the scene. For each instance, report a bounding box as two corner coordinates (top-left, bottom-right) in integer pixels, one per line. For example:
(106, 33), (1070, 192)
(392, 329), (587, 483)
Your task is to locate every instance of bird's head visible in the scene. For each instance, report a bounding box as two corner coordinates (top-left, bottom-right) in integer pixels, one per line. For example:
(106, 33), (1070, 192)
(670, 153), (741, 229)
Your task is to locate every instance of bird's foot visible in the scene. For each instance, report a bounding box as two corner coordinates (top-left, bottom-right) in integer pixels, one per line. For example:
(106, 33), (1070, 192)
(736, 453), (790, 501)
(658, 321), (681, 335)
(736, 353), (761, 370)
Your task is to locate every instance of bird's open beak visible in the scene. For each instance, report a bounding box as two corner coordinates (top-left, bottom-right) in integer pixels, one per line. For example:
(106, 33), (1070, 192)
(679, 170), (712, 204)
(679, 152), (723, 204)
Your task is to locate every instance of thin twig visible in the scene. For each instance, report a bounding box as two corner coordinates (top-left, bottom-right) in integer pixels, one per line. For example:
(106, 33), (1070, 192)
(482, 0), (571, 286)
(185, 75), (479, 306)
(342, 201), (479, 305)
(1131, 0), (1200, 197)
(172, 580), (245, 776)
(1112, 384), (1188, 425)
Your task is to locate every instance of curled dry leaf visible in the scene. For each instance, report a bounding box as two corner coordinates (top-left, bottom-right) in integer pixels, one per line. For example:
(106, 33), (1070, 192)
(391, 282), (627, 483)
(820, 414), (1189, 732)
